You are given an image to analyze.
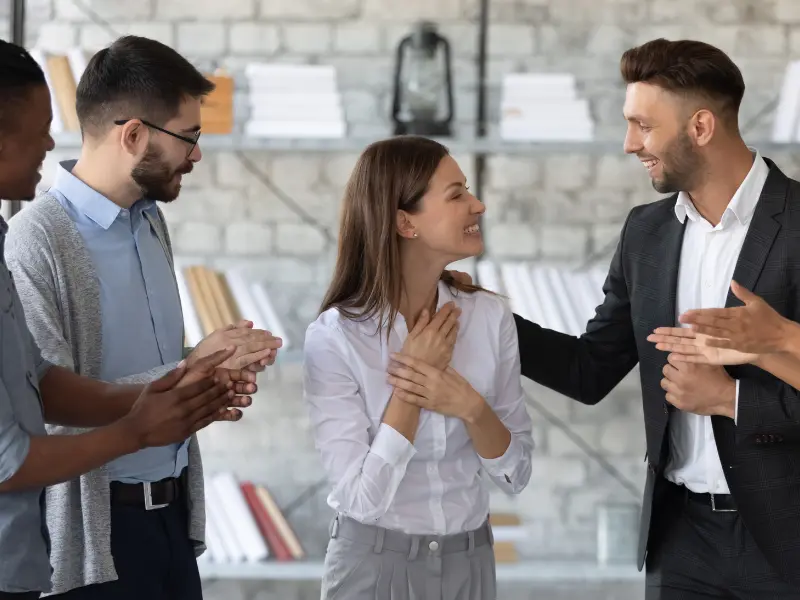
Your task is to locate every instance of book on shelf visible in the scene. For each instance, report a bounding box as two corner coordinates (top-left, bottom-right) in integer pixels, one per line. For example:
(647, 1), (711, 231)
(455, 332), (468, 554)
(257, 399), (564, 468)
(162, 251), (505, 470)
(173, 260), (291, 351)
(198, 471), (305, 564)
(773, 61), (800, 142)
(499, 73), (594, 142)
(244, 63), (346, 139)
(29, 47), (90, 134)
(29, 46), (233, 136)
(201, 72), (234, 134)
(489, 512), (524, 563)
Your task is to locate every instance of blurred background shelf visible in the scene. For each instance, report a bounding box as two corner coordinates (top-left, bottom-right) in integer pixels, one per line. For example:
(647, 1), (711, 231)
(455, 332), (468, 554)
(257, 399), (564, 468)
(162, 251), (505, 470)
(48, 133), (800, 156)
(198, 560), (645, 582)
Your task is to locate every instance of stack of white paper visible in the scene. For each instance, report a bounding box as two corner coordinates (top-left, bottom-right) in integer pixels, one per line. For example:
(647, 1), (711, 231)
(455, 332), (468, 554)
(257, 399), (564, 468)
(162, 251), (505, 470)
(499, 73), (594, 141)
(244, 63), (346, 139)
(771, 61), (800, 142)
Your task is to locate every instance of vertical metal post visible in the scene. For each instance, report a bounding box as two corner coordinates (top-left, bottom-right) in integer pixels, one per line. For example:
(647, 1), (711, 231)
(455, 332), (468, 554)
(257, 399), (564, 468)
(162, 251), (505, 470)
(7, 0), (26, 218)
(473, 0), (489, 272)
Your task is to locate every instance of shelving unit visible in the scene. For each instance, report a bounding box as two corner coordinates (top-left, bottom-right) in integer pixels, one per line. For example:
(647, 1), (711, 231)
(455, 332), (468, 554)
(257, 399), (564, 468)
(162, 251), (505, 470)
(49, 132), (800, 156)
(198, 560), (645, 583)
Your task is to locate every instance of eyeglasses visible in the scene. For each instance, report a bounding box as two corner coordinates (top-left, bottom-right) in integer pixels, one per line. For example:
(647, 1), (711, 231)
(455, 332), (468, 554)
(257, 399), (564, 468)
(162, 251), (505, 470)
(114, 119), (201, 157)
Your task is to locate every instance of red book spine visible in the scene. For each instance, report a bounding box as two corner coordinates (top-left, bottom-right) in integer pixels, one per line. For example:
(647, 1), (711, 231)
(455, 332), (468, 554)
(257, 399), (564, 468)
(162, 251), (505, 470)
(240, 481), (293, 561)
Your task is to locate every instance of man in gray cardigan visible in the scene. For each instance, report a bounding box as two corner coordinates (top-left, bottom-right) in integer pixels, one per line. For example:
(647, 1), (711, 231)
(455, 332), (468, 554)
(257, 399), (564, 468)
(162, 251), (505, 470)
(0, 40), (258, 600)
(5, 36), (282, 600)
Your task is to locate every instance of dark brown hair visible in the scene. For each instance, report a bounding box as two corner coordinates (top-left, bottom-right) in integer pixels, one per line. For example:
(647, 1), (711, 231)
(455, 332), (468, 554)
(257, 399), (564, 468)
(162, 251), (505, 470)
(620, 38), (745, 124)
(77, 35), (215, 136)
(320, 135), (485, 337)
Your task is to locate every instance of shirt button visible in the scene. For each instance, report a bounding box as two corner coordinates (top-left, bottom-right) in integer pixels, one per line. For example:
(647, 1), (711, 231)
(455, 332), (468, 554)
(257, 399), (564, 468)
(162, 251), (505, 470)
(429, 541), (439, 551)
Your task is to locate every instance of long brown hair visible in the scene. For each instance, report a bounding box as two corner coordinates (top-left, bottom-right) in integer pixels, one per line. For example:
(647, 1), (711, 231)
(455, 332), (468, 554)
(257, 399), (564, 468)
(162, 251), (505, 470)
(320, 135), (485, 337)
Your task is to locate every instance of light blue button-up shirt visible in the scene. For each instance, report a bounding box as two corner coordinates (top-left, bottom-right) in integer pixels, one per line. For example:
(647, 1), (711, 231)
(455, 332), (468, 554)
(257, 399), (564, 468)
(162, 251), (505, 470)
(49, 160), (188, 484)
(0, 216), (53, 593)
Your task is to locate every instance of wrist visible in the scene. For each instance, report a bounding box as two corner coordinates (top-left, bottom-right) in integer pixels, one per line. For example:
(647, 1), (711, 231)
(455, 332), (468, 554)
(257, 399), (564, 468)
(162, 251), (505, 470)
(462, 392), (487, 425)
(779, 319), (800, 354)
(113, 415), (146, 454)
(717, 377), (736, 419)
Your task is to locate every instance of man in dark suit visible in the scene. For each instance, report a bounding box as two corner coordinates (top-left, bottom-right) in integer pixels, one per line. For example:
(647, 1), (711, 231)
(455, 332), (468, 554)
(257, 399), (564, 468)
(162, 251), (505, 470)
(460, 38), (800, 598)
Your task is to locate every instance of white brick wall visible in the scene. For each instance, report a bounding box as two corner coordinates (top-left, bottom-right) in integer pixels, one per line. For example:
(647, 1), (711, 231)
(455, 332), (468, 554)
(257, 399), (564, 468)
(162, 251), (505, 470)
(17, 3), (800, 597)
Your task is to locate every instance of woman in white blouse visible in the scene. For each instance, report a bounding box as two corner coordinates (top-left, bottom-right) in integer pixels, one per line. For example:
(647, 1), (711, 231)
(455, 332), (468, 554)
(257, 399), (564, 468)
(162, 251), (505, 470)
(302, 135), (534, 600)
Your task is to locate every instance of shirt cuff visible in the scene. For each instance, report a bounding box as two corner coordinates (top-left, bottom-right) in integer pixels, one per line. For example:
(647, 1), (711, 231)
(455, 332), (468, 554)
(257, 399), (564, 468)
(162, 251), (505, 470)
(479, 434), (522, 483)
(35, 359), (53, 384)
(370, 423), (416, 467)
(0, 427), (30, 483)
(734, 378), (739, 425)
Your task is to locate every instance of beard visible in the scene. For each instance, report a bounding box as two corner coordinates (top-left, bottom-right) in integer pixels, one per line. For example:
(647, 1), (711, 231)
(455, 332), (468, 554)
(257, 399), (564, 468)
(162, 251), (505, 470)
(131, 143), (193, 202)
(649, 131), (704, 195)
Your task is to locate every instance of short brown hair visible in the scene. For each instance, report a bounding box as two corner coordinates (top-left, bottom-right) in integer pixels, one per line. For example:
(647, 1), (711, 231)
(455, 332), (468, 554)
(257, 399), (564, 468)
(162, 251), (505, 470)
(77, 36), (215, 136)
(620, 38), (745, 122)
(320, 136), (485, 339)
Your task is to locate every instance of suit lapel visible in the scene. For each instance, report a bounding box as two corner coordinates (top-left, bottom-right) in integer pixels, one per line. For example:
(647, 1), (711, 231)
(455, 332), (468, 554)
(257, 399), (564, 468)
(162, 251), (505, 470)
(659, 203), (687, 327)
(725, 160), (787, 308)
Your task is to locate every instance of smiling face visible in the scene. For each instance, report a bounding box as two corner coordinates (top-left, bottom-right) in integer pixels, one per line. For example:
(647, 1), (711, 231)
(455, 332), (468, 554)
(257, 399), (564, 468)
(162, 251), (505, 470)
(0, 83), (55, 200)
(623, 81), (706, 194)
(130, 96), (202, 202)
(399, 154), (485, 263)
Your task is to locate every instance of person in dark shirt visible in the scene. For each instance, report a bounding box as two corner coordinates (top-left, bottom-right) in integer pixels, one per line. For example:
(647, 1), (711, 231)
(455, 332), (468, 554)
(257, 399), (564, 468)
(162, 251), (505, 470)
(0, 40), (255, 600)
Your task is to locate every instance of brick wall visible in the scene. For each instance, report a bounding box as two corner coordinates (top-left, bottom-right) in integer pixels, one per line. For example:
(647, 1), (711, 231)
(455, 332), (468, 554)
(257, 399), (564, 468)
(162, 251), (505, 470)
(11, 1), (800, 598)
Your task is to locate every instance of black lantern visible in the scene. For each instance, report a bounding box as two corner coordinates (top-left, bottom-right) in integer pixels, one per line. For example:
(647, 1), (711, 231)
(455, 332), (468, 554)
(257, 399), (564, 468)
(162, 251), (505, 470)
(391, 21), (454, 137)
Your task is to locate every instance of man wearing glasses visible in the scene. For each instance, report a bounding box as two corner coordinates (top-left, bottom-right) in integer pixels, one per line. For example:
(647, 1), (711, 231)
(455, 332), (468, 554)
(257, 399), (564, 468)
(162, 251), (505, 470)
(4, 36), (280, 600)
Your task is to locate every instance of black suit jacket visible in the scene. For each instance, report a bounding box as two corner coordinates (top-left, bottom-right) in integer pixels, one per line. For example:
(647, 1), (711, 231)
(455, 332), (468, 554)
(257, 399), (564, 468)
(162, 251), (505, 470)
(514, 157), (800, 584)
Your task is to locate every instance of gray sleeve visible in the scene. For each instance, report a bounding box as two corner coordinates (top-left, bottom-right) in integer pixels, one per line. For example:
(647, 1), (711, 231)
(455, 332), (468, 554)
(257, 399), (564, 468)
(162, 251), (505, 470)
(113, 362), (180, 385)
(6, 217), (181, 387)
(0, 378), (30, 483)
(4, 232), (77, 377)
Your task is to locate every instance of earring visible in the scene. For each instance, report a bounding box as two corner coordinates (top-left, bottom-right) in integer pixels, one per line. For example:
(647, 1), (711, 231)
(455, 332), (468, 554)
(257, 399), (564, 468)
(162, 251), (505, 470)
(413, 232), (418, 238)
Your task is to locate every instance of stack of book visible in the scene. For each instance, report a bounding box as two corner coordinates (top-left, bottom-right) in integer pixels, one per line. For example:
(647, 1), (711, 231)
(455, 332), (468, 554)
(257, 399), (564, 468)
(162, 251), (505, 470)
(173, 261), (290, 350)
(199, 471), (306, 563)
(29, 48), (90, 134)
(498, 73), (594, 141)
(772, 61), (800, 142)
(244, 63), (346, 139)
(489, 512), (525, 563)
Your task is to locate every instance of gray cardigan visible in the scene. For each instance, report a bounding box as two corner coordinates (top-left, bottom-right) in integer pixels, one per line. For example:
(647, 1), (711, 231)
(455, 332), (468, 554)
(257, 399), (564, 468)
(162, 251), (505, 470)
(4, 193), (205, 596)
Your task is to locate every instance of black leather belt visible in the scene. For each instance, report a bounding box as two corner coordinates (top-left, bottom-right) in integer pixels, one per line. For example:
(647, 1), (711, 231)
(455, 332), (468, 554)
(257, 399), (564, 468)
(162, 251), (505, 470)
(668, 479), (737, 512)
(110, 476), (182, 510)
(686, 489), (737, 512)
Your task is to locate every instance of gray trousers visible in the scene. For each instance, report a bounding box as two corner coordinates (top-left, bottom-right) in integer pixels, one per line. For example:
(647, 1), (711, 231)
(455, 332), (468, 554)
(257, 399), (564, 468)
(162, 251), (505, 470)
(320, 514), (497, 600)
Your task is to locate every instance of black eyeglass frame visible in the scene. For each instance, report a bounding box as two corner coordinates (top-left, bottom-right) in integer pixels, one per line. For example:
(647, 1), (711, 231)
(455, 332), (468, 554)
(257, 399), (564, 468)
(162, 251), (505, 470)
(114, 118), (201, 156)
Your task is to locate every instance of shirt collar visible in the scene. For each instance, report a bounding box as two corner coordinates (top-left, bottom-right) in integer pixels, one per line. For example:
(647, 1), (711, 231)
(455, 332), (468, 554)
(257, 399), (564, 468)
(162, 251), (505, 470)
(53, 160), (156, 230)
(674, 149), (769, 227)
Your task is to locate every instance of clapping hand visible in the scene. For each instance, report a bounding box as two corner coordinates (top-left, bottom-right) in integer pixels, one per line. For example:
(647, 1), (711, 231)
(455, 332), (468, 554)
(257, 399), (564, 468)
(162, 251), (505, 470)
(676, 281), (793, 355)
(647, 327), (758, 365)
(185, 319), (282, 372)
(177, 346), (258, 422)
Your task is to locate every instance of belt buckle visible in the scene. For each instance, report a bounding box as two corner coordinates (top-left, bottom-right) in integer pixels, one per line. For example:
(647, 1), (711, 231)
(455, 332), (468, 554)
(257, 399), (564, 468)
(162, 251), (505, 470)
(710, 493), (736, 513)
(143, 481), (169, 510)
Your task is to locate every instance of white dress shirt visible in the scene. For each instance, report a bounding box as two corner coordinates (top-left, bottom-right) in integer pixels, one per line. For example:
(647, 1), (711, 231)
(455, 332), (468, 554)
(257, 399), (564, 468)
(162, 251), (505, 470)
(664, 150), (769, 494)
(303, 280), (535, 535)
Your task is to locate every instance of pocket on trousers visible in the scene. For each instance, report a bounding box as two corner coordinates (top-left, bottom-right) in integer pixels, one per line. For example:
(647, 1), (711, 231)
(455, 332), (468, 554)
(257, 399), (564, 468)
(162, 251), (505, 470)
(321, 537), (374, 600)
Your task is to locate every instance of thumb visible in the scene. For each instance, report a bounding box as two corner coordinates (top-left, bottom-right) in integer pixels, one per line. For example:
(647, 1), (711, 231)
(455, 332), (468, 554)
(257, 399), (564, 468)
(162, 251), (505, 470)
(730, 280), (757, 305)
(147, 363), (187, 393)
(412, 309), (430, 335)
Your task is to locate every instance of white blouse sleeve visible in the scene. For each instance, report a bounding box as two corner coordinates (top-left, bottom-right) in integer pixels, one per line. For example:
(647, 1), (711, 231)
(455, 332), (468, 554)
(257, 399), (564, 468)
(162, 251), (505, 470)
(302, 321), (416, 522)
(478, 299), (535, 494)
